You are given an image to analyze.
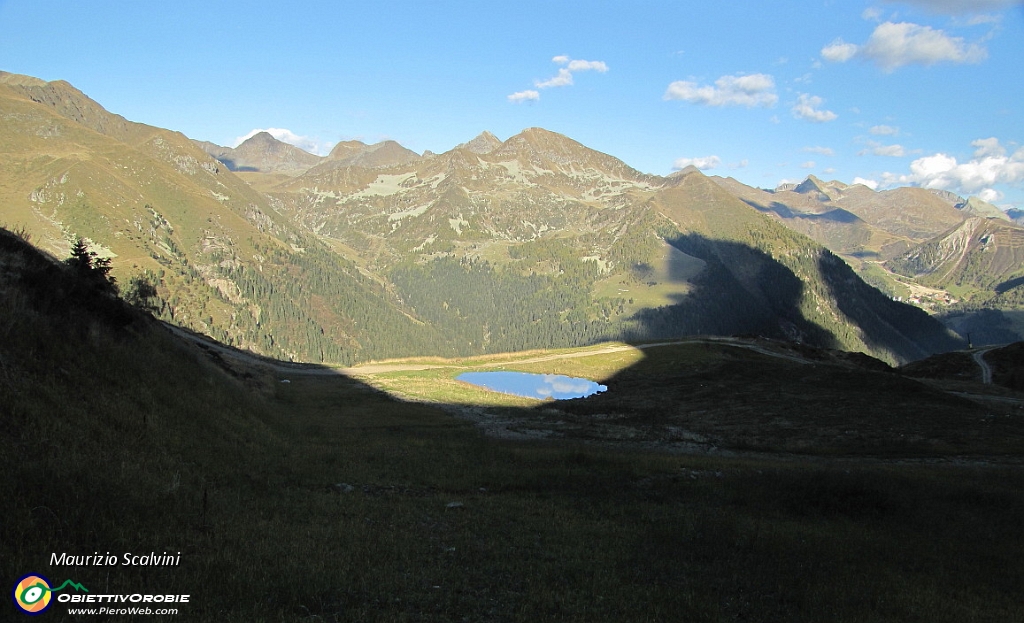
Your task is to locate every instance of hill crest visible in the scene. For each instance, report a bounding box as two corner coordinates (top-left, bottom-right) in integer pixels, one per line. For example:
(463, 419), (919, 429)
(0, 71), (979, 364)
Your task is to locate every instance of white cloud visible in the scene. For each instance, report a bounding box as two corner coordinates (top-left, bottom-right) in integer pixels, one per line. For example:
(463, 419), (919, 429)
(535, 68), (574, 88)
(804, 146), (835, 156)
(963, 13), (1004, 25)
(870, 124), (900, 136)
(881, 138), (1024, 194)
(508, 89), (540, 103)
(860, 142), (907, 156)
(865, 21), (987, 69)
(823, 21), (987, 71)
(821, 39), (860, 62)
(854, 177), (880, 190)
(534, 56), (609, 89)
(979, 188), (1004, 202)
(508, 55), (609, 103)
(565, 59), (609, 72)
(542, 374), (594, 395)
(877, 144), (907, 156)
(673, 155), (721, 170)
(791, 93), (837, 122)
(801, 161), (817, 169)
(973, 137), (1006, 158)
(233, 128), (332, 155)
(862, 7), (885, 21)
(664, 73), (778, 108)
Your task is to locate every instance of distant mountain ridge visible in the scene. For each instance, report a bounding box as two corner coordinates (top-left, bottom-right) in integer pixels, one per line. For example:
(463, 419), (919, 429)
(456, 131), (502, 154)
(0, 71), (452, 364)
(887, 217), (1024, 293)
(718, 174), (976, 260)
(197, 131), (322, 174)
(318, 139), (421, 170)
(0, 71), (987, 363)
(260, 122), (961, 362)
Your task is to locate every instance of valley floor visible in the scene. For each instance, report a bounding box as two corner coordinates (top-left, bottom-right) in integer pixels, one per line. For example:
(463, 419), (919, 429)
(6, 318), (1024, 622)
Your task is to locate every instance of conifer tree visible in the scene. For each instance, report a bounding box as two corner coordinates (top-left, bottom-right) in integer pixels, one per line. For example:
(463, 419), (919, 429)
(65, 236), (118, 294)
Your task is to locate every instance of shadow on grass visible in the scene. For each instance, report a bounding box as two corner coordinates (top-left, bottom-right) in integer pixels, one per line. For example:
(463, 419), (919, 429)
(5, 225), (1024, 622)
(816, 250), (965, 361)
(622, 232), (840, 347)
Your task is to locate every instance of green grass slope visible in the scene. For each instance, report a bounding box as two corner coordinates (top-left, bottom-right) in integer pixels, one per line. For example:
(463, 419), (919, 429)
(0, 72), (974, 367)
(0, 75), (449, 364)
(648, 171), (964, 363)
(4, 227), (1024, 621)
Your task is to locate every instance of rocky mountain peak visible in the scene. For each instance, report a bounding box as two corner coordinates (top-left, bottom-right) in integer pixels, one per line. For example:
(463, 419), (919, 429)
(794, 174), (825, 193)
(928, 189), (965, 206)
(457, 131), (502, 155)
(235, 131), (315, 159)
(491, 127), (652, 185)
(496, 127), (577, 157)
(0, 71), (49, 87)
(672, 165), (701, 177)
(327, 140), (370, 160)
(310, 139), (421, 174)
(0, 72), (144, 145)
(957, 196), (1009, 221)
(353, 140), (421, 168)
(664, 165), (703, 187)
(793, 175), (845, 202)
(197, 132), (321, 174)
(239, 131), (279, 148)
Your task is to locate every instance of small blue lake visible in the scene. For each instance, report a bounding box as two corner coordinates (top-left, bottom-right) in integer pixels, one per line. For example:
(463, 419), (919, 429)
(456, 371), (607, 400)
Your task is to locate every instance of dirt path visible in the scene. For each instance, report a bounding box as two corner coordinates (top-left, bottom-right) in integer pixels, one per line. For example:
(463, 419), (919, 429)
(166, 323), (813, 377)
(348, 338), (812, 375)
(973, 347), (995, 385)
(338, 344), (645, 375)
(343, 362), (453, 374)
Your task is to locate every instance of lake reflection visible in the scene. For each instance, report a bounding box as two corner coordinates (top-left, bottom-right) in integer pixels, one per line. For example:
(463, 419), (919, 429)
(457, 371), (607, 400)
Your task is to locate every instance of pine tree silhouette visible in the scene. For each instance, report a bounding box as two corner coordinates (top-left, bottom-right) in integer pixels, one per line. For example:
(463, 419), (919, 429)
(65, 237), (117, 295)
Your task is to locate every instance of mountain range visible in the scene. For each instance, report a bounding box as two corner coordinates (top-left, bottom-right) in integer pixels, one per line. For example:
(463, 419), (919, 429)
(5, 71), (1023, 364)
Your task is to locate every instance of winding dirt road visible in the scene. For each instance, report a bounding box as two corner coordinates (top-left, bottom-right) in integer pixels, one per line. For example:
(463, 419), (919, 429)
(973, 347), (995, 385)
(164, 323), (811, 377)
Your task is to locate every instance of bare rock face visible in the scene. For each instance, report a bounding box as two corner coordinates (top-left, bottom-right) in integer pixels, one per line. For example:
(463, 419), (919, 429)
(793, 175), (846, 202)
(198, 132), (323, 175)
(929, 189), (965, 206)
(457, 131), (502, 155)
(956, 196), (1009, 221)
(314, 140), (421, 172)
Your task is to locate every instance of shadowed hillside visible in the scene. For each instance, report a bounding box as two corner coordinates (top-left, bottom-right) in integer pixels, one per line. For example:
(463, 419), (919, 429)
(625, 234), (838, 347)
(623, 232), (962, 363)
(4, 227), (1024, 621)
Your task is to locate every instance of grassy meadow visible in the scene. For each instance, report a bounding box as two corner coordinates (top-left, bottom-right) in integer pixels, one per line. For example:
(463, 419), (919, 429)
(3, 228), (1024, 621)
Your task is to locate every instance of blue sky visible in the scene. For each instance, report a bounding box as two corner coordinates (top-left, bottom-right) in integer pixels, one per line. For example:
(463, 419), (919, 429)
(1, 0), (1022, 208)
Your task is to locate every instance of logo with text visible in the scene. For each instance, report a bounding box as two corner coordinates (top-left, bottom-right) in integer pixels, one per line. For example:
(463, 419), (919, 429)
(12, 574), (88, 615)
